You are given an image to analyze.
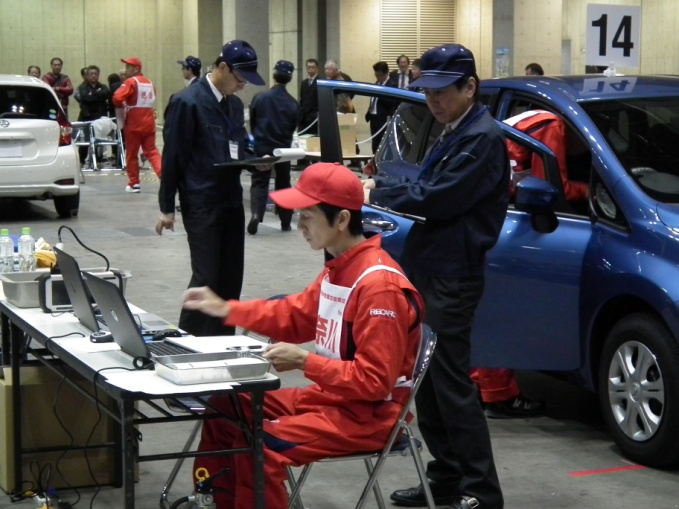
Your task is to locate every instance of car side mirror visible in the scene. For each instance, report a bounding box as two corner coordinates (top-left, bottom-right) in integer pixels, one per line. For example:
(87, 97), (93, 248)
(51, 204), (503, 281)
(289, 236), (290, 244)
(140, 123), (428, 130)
(514, 177), (559, 233)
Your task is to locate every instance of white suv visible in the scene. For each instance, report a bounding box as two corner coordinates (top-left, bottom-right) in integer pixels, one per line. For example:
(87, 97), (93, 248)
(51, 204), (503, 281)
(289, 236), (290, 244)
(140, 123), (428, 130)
(0, 75), (80, 217)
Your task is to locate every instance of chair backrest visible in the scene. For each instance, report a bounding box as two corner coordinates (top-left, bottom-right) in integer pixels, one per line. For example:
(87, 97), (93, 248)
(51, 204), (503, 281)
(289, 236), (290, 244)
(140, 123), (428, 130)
(400, 323), (437, 422)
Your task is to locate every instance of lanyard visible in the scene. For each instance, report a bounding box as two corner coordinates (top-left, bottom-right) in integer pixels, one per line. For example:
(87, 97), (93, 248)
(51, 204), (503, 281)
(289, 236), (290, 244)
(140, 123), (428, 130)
(217, 97), (239, 136)
(417, 106), (487, 181)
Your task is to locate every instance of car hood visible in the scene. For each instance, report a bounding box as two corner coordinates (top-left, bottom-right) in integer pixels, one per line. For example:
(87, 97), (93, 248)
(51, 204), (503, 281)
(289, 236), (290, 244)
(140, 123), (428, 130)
(656, 204), (679, 228)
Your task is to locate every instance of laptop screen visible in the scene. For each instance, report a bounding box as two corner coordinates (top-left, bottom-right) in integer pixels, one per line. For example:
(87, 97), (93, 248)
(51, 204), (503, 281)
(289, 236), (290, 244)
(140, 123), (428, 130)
(82, 272), (151, 360)
(54, 247), (100, 332)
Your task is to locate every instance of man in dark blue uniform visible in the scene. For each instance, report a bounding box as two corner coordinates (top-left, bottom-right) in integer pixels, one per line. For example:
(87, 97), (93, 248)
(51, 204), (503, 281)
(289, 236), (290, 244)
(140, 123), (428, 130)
(247, 60), (300, 234)
(177, 55), (202, 86)
(364, 44), (509, 509)
(157, 40), (265, 337)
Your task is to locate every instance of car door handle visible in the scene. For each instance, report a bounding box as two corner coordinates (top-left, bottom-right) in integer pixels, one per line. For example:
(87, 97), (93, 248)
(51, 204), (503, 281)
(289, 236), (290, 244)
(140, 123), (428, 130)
(363, 217), (397, 231)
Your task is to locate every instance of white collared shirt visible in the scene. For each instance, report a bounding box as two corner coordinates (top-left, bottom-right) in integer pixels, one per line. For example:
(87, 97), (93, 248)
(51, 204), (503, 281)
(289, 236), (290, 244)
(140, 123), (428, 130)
(206, 73), (225, 102)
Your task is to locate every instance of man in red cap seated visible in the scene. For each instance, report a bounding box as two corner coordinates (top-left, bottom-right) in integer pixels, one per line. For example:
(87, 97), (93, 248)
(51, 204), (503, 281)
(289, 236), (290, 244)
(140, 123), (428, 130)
(112, 56), (162, 193)
(183, 162), (424, 509)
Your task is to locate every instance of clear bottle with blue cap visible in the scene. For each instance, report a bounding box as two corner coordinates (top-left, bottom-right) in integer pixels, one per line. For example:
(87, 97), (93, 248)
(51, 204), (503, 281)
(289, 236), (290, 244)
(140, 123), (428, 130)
(0, 229), (14, 273)
(18, 227), (36, 272)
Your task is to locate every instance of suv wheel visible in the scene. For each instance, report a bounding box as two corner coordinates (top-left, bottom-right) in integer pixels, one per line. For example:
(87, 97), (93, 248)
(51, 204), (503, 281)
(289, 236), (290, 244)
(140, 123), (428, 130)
(54, 191), (80, 218)
(598, 313), (679, 467)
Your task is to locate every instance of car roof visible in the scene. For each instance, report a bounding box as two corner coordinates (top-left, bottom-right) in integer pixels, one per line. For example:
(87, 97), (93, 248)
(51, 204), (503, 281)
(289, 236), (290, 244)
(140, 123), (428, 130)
(0, 74), (51, 88)
(482, 75), (679, 104)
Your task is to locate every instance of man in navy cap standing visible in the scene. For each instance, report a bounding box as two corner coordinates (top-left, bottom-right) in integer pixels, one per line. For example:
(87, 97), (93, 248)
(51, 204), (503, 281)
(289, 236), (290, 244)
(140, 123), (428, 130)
(177, 55), (202, 86)
(247, 60), (300, 234)
(364, 43), (509, 509)
(157, 40), (266, 337)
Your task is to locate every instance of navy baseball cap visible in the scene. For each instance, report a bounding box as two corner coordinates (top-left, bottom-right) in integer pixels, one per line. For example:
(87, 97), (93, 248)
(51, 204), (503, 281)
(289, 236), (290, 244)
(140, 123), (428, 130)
(177, 55), (202, 71)
(274, 60), (294, 75)
(219, 40), (265, 86)
(409, 44), (476, 90)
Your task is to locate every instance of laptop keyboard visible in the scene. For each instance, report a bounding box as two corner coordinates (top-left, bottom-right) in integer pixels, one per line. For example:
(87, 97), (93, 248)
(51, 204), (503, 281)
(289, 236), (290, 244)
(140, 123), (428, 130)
(147, 341), (193, 356)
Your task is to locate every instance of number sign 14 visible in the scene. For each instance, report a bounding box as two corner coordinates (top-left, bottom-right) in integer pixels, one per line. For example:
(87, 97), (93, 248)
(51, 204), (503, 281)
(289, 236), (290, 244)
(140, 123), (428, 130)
(586, 4), (641, 68)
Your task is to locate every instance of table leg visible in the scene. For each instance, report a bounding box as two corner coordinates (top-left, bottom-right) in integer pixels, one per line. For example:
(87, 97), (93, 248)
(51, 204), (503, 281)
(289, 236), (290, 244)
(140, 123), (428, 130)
(251, 391), (265, 509)
(120, 399), (137, 509)
(9, 320), (23, 493)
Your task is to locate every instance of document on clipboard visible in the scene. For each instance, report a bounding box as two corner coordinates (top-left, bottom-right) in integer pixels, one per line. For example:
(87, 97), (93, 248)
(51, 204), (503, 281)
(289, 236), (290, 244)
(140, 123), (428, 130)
(214, 148), (305, 168)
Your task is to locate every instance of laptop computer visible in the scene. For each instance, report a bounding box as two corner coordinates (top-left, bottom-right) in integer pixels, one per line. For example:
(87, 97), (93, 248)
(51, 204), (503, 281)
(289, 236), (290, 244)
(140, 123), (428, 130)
(55, 247), (175, 335)
(82, 271), (195, 360)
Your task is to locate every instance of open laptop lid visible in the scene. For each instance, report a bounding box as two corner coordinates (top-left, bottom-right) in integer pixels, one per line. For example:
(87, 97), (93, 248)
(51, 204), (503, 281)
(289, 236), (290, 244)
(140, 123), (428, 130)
(83, 271), (151, 360)
(55, 247), (100, 332)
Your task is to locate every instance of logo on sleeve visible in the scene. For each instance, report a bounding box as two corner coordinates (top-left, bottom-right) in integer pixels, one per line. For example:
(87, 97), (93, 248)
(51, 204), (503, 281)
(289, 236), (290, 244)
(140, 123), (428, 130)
(370, 308), (397, 318)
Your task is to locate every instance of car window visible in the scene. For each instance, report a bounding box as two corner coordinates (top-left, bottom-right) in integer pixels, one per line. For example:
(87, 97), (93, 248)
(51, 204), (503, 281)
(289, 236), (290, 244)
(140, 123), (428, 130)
(582, 97), (679, 203)
(377, 102), (442, 166)
(0, 86), (61, 120)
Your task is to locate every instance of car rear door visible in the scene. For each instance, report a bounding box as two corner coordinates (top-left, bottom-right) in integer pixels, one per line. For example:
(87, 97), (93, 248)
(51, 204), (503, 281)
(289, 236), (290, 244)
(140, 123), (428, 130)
(0, 85), (62, 168)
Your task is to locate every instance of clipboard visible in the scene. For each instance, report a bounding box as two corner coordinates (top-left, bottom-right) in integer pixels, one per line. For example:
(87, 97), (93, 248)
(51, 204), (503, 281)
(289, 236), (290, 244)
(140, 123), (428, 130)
(213, 156), (281, 168)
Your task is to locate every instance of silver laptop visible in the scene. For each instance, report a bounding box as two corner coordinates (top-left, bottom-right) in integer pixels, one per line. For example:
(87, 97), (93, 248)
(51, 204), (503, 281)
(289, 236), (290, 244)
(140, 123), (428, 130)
(55, 247), (175, 335)
(82, 271), (195, 362)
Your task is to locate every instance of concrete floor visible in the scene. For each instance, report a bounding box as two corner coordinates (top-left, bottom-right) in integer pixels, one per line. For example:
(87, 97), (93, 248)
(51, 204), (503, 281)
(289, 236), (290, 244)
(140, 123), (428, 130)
(1, 166), (678, 509)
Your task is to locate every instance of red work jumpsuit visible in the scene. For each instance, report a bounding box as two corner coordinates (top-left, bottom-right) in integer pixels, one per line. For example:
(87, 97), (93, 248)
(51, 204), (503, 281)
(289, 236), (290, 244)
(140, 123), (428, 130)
(505, 110), (588, 201)
(112, 74), (162, 187)
(193, 236), (424, 508)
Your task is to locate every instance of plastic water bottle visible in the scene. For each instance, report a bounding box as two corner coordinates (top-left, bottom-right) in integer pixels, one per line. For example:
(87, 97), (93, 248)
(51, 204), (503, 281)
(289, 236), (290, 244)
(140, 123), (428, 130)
(0, 229), (14, 273)
(18, 227), (36, 272)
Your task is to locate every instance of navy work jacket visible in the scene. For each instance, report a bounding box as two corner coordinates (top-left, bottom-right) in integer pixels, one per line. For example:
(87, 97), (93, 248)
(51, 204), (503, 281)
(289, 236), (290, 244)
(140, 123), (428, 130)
(249, 84), (299, 156)
(160, 76), (249, 213)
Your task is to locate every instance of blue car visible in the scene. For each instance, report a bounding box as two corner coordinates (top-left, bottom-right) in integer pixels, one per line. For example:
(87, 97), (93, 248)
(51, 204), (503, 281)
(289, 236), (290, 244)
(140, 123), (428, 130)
(316, 75), (679, 467)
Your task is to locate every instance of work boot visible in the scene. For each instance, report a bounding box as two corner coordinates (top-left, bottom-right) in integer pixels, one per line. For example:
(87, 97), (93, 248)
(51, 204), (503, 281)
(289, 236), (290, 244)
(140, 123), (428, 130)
(390, 481), (459, 507)
(247, 216), (259, 235)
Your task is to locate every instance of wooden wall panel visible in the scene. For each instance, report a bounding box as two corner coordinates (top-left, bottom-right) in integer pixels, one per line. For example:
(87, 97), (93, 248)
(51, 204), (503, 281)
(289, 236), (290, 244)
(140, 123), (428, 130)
(457, 0), (494, 79)
(513, 0), (562, 76)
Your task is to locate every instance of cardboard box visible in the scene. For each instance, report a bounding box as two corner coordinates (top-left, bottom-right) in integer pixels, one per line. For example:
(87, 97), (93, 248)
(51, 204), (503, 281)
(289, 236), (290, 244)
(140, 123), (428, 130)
(338, 113), (357, 158)
(297, 135), (320, 153)
(0, 365), (119, 491)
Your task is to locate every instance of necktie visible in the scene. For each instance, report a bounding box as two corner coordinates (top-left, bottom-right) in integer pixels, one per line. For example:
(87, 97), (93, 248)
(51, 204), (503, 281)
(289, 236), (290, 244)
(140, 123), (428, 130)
(399, 73), (405, 89)
(220, 96), (230, 116)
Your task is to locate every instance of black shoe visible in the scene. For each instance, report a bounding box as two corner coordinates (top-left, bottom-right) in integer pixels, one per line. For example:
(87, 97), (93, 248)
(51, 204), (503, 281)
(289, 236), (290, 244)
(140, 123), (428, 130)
(484, 394), (545, 419)
(445, 496), (481, 509)
(281, 223), (291, 232)
(390, 481), (458, 507)
(247, 216), (259, 235)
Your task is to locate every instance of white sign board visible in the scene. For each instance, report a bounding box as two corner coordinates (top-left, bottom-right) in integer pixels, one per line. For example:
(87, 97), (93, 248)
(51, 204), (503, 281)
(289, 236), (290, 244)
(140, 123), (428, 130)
(580, 77), (638, 96)
(586, 4), (641, 68)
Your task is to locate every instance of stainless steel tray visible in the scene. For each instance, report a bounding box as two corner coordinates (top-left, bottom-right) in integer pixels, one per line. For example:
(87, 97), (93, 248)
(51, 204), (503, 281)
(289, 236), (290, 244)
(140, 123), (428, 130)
(154, 351), (271, 385)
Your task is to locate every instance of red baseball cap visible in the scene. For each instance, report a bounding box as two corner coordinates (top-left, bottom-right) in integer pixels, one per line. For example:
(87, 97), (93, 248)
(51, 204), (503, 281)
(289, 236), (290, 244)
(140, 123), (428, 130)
(271, 162), (364, 211)
(121, 57), (142, 69)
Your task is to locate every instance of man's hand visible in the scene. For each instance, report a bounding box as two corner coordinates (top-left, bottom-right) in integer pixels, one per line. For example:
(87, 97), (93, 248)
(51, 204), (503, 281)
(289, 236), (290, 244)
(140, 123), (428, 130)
(156, 213), (176, 235)
(251, 154), (273, 172)
(363, 178), (375, 203)
(182, 286), (231, 318)
(262, 343), (309, 372)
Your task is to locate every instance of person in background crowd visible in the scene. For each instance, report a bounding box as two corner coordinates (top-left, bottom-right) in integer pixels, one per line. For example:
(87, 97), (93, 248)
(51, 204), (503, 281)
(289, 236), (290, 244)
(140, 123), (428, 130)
(248, 60), (299, 234)
(76, 65), (111, 164)
(177, 55), (202, 86)
(298, 58), (319, 136)
(73, 66), (89, 105)
(525, 62), (544, 76)
(390, 54), (413, 89)
(42, 57), (74, 118)
(156, 40), (266, 337)
(27, 65), (41, 79)
(113, 56), (162, 192)
(365, 61), (397, 154)
(412, 58), (422, 80)
(364, 43), (507, 509)
(324, 59), (354, 113)
(185, 161), (424, 509)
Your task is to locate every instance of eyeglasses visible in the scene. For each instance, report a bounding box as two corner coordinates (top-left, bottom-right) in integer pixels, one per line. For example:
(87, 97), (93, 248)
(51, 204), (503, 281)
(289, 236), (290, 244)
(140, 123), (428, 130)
(231, 67), (248, 85)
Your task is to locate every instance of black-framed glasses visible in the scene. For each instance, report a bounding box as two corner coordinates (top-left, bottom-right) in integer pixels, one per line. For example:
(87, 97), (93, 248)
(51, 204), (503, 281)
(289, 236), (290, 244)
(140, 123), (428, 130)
(228, 65), (248, 85)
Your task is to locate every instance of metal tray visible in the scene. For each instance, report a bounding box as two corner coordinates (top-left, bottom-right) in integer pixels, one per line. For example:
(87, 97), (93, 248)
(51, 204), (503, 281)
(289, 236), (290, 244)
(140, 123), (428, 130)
(154, 351), (271, 385)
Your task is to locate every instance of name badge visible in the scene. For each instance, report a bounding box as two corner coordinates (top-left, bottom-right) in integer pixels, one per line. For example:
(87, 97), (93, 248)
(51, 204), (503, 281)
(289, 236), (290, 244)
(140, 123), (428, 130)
(229, 140), (239, 160)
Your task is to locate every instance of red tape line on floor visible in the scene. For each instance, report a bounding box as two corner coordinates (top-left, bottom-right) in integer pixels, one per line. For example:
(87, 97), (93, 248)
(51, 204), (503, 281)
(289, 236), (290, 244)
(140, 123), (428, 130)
(569, 464), (646, 477)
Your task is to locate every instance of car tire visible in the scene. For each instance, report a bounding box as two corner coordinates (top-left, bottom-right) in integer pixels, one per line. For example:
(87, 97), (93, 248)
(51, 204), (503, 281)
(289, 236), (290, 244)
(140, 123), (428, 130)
(54, 192), (80, 218)
(598, 313), (679, 467)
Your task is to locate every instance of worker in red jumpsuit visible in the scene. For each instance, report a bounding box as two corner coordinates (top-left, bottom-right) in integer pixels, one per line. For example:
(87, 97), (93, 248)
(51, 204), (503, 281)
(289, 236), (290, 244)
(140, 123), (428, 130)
(183, 162), (424, 509)
(112, 57), (162, 193)
(505, 109), (588, 201)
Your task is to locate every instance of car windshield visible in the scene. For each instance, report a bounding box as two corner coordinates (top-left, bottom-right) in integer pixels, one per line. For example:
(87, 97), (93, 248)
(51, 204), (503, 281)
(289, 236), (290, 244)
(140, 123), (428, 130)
(0, 86), (60, 120)
(583, 97), (679, 203)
